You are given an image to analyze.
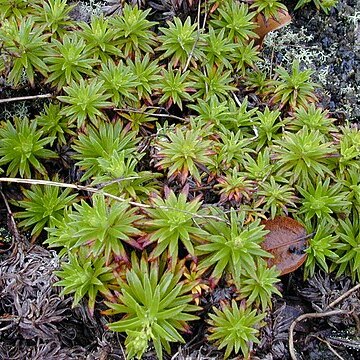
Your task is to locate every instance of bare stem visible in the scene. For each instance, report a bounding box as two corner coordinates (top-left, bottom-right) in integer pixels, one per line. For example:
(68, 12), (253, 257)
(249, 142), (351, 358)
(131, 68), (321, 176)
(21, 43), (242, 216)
(0, 94), (53, 104)
(289, 282), (360, 359)
(289, 309), (348, 360)
(313, 336), (345, 360)
(182, 0), (204, 73)
(114, 107), (187, 122)
(328, 283), (360, 308)
(0, 189), (20, 245)
(0, 177), (228, 223)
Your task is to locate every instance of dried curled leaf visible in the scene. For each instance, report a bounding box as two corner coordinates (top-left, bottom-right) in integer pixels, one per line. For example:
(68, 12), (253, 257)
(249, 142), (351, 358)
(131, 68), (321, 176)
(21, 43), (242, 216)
(261, 216), (308, 275)
(254, 11), (292, 45)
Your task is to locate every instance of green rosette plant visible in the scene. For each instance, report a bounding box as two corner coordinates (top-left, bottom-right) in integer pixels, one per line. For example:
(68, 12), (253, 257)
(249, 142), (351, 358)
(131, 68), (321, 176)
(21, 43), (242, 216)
(239, 259), (281, 310)
(189, 97), (232, 127)
(304, 219), (339, 279)
(250, 0), (288, 20)
(207, 299), (266, 359)
(337, 125), (360, 173)
(333, 216), (360, 282)
(297, 177), (351, 226)
(141, 189), (209, 264)
(68, 195), (144, 265)
(0, 0), (39, 20)
(14, 182), (77, 237)
(0, 16), (50, 85)
(35, 103), (75, 146)
(243, 148), (274, 181)
(155, 126), (214, 184)
(215, 127), (254, 170)
(286, 103), (337, 134)
(45, 207), (77, 256)
(33, 0), (75, 37)
(91, 151), (161, 201)
(341, 168), (360, 213)
(71, 121), (138, 181)
(295, 0), (338, 14)
(54, 248), (116, 315)
(110, 4), (157, 57)
(79, 15), (122, 61)
(58, 78), (113, 127)
(253, 107), (284, 150)
(215, 168), (255, 203)
(45, 33), (97, 89)
(203, 26), (235, 69)
(191, 64), (237, 102)
(210, 1), (258, 43)
(272, 127), (336, 187)
(127, 54), (162, 102)
(196, 209), (271, 283)
(233, 40), (260, 75)
(104, 252), (200, 360)
(268, 60), (319, 109)
(222, 97), (258, 130)
(0, 117), (57, 178)
(158, 67), (195, 110)
(158, 16), (205, 68)
(257, 176), (298, 218)
(98, 59), (139, 107)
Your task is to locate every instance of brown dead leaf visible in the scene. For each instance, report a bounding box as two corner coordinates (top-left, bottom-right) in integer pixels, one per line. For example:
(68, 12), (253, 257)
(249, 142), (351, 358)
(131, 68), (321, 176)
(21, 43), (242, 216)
(254, 11), (292, 46)
(261, 216), (308, 276)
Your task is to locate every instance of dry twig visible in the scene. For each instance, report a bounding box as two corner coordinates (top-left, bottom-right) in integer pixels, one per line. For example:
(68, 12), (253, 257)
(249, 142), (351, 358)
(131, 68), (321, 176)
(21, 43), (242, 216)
(0, 189), (20, 242)
(313, 336), (345, 360)
(114, 106), (187, 122)
(288, 309), (349, 360)
(328, 283), (360, 308)
(0, 177), (228, 224)
(0, 94), (53, 104)
(182, 0), (204, 73)
(289, 282), (360, 360)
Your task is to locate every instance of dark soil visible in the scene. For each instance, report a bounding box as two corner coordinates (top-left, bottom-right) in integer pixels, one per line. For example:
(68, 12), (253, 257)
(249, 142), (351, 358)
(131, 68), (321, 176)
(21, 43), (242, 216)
(0, 1), (359, 359)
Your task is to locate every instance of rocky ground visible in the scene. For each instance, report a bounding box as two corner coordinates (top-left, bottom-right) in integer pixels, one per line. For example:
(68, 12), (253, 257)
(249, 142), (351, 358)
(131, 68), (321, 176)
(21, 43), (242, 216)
(266, 0), (359, 122)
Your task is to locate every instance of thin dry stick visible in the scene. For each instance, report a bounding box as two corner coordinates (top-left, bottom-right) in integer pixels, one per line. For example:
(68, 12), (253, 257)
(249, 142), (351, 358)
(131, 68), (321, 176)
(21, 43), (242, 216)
(114, 107), (187, 122)
(288, 309), (348, 360)
(313, 336), (345, 360)
(269, 45), (275, 78)
(352, 311), (360, 333)
(93, 176), (140, 189)
(0, 94), (53, 104)
(0, 315), (19, 332)
(231, 90), (242, 107)
(0, 177), (228, 223)
(170, 350), (180, 360)
(182, 0), (204, 73)
(328, 283), (360, 308)
(118, 342), (126, 360)
(0, 177), (147, 207)
(0, 189), (20, 242)
(289, 283), (360, 359)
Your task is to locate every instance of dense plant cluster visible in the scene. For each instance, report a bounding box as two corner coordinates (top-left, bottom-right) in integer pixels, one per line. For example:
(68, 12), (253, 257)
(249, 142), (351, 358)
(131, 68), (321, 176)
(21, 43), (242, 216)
(0, 0), (351, 359)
